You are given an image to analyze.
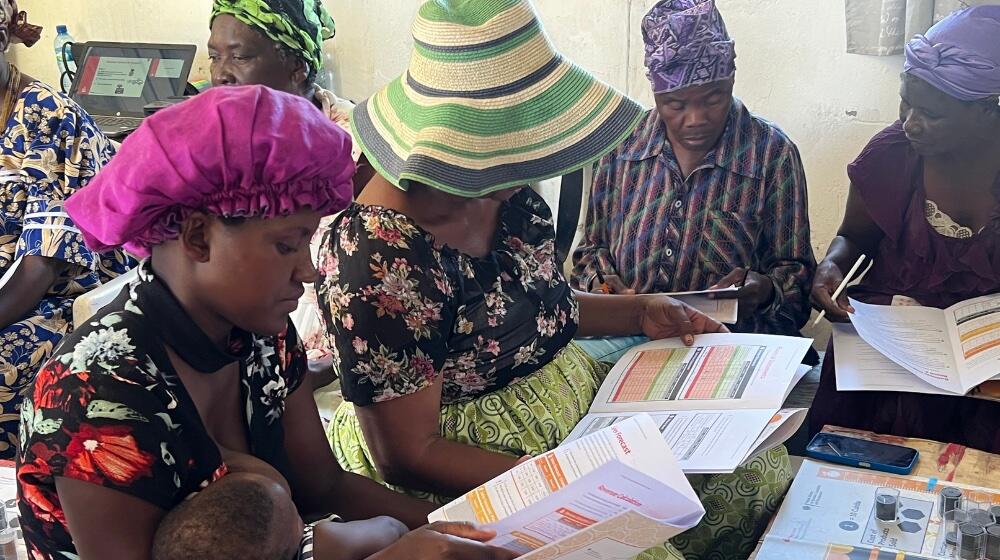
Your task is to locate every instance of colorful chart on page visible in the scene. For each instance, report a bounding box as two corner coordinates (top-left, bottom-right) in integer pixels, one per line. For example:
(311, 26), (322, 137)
(953, 298), (1000, 360)
(609, 345), (767, 403)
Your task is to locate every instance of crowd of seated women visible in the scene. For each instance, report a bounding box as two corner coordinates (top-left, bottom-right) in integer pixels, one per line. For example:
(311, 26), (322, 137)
(1, 0), (998, 559)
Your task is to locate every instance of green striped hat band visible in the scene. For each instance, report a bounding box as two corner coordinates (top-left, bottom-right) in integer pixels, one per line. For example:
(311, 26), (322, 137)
(351, 0), (644, 198)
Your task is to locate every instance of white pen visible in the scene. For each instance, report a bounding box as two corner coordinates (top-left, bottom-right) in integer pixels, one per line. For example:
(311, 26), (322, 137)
(813, 254), (867, 327)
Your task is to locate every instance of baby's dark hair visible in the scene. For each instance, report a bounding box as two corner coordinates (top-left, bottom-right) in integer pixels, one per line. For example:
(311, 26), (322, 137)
(152, 473), (299, 560)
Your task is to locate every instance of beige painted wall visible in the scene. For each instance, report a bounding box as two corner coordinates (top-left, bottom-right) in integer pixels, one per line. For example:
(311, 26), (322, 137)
(13, 1), (214, 85)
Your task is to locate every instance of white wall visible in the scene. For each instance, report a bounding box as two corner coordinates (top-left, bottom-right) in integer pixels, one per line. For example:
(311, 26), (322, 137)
(13, 1), (214, 86)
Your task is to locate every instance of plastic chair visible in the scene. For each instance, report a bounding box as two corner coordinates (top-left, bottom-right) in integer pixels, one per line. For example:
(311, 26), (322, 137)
(72, 267), (138, 328)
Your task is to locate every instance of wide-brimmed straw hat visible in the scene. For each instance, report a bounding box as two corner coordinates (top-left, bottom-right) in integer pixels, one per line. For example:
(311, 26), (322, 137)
(351, 0), (645, 197)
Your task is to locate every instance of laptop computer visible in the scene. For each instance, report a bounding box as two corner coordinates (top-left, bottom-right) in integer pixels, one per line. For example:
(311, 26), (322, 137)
(69, 42), (197, 138)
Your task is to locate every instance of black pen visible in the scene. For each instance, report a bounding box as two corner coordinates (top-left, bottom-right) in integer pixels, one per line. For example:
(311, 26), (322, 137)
(595, 268), (610, 294)
(739, 267), (750, 288)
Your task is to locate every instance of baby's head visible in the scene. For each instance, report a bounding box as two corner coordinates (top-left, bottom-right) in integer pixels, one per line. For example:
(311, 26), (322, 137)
(152, 472), (303, 560)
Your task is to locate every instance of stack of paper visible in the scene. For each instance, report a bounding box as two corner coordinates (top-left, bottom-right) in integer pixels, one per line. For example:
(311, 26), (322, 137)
(843, 294), (1000, 395)
(429, 415), (704, 560)
(563, 334), (813, 473)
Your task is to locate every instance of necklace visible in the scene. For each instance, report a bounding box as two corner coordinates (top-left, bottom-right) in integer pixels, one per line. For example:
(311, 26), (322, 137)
(0, 62), (22, 127)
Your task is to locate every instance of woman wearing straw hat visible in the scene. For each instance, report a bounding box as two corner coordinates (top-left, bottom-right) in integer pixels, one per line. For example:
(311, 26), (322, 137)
(317, 1), (792, 558)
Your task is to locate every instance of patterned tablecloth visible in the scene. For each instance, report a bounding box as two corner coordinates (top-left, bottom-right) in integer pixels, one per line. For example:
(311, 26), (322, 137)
(820, 425), (1000, 487)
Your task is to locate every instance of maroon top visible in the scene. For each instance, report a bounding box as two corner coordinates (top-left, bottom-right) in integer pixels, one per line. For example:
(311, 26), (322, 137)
(849, 122), (1000, 307)
(810, 123), (1000, 453)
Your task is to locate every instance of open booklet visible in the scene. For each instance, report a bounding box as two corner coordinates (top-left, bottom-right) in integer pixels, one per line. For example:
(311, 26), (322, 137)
(563, 333), (813, 473)
(756, 459), (1000, 560)
(667, 287), (738, 324)
(848, 293), (1000, 395)
(428, 415), (704, 560)
(833, 323), (1000, 398)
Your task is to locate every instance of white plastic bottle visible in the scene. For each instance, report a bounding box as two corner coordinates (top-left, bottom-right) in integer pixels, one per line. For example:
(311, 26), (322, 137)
(53, 25), (76, 92)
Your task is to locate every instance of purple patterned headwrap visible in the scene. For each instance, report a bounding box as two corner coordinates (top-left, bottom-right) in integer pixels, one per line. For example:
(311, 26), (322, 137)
(904, 5), (1000, 102)
(642, 0), (736, 94)
(65, 85), (355, 258)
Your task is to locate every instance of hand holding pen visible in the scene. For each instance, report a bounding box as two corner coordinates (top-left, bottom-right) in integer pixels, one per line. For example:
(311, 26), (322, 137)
(810, 254), (868, 325)
(590, 268), (635, 295)
(595, 269), (610, 294)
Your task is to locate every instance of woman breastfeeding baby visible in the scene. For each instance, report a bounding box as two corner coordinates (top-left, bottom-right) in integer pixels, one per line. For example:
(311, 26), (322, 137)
(15, 86), (517, 560)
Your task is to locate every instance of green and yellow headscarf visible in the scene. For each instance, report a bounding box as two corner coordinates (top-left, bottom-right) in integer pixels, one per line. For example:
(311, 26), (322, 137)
(211, 0), (335, 75)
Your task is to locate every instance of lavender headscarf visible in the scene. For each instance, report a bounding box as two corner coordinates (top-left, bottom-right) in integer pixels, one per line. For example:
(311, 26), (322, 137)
(904, 5), (1000, 102)
(642, 0), (736, 94)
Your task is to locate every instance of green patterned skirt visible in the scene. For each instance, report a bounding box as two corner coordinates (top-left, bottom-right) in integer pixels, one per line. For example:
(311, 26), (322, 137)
(329, 343), (792, 560)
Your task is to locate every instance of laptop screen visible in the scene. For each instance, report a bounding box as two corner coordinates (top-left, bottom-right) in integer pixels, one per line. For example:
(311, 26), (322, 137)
(71, 43), (196, 118)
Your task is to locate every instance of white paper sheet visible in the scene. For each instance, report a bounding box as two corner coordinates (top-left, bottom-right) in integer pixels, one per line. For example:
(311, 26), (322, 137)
(832, 323), (955, 394)
(849, 294), (1000, 394)
(429, 416), (704, 559)
(848, 298), (960, 392)
(666, 288), (739, 324)
(562, 408), (807, 474)
(565, 335), (811, 473)
(431, 415), (694, 523)
(746, 408), (809, 458)
(783, 364), (812, 403)
(591, 334), (813, 413)
(485, 461), (700, 558)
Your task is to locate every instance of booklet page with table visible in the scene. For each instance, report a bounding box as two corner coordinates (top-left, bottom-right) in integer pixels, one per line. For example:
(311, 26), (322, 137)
(847, 293), (1000, 395)
(428, 415), (705, 560)
(833, 323), (1000, 399)
(563, 333), (813, 473)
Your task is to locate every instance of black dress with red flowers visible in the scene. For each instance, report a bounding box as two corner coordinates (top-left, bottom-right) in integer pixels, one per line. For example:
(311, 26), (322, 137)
(16, 261), (307, 558)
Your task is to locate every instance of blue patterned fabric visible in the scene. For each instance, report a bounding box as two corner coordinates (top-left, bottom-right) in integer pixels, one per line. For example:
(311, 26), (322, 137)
(0, 81), (136, 458)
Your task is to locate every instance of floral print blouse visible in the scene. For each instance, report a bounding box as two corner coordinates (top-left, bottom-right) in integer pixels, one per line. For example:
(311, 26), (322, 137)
(16, 261), (307, 559)
(317, 188), (579, 407)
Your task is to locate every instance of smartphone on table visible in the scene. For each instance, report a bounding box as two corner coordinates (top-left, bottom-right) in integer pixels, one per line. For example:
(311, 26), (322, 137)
(805, 432), (919, 475)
